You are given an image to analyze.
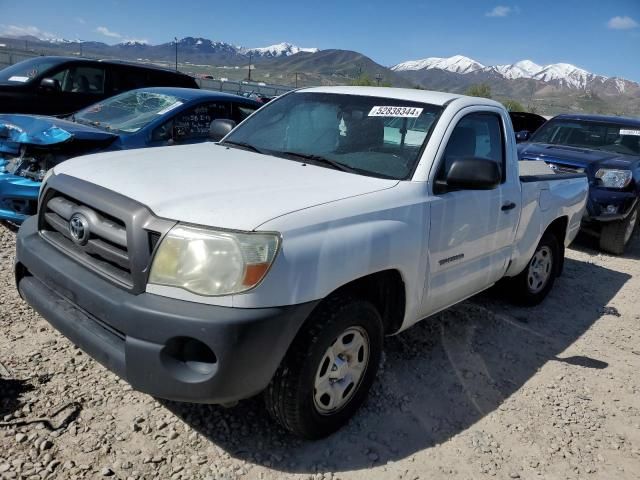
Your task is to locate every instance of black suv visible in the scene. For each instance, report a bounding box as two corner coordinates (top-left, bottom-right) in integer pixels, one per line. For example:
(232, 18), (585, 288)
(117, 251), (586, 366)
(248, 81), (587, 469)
(0, 56), (199, 115)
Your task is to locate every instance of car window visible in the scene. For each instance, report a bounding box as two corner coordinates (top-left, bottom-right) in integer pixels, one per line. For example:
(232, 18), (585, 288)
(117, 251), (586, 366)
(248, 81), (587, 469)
(234, 104), (258, 123)
(531, 119), (640, 156)
(0, 57), (62, 84)
(51, 66), (105, 93)
(75, 90), (185, 133)
(437, 112), (505, 183)
(223, 92), (443, 180)
(153, 102), (231, 141)
(111, 68), (148, 93)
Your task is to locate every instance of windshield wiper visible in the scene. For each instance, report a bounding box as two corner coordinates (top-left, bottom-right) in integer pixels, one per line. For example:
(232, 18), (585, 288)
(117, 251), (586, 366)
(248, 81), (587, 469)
(221, 140), (265, 154)
(279, 151), (358, 174)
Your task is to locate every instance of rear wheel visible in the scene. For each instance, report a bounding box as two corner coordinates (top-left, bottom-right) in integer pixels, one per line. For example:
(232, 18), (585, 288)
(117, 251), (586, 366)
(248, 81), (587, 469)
(264, 296), (383, 439)
(599, 206), (638, 255)
(509, 232), (560, 306)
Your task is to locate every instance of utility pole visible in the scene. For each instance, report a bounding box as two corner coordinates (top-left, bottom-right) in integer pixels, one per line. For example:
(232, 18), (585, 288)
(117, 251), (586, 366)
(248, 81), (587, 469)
(295, 72), (299, 88)
(174, 37), (178, 71)
(375, 73), (382, 86)
(79, 42), (83, 57)
(247, 53), (253, 82)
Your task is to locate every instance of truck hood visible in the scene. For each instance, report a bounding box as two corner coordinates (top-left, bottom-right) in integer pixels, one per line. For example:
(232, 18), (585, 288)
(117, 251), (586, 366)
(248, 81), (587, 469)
(0, 114), (118, 155)
(53, 142), (400, 231)
(517, 142), (639, 173)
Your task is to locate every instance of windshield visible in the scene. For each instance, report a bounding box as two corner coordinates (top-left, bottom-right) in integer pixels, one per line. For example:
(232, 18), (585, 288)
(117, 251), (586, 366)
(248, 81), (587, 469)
(0, 57), (62, 84)
(530, 119), (640, 156)
(223, 92), (443, 179)
(74, 90), (185, 133)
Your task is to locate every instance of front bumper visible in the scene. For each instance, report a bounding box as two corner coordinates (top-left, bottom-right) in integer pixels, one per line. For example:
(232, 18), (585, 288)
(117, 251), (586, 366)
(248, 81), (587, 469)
(15, 216), (317, 404)
(0, 172), (40, 223)
(583, 187), (638, 223)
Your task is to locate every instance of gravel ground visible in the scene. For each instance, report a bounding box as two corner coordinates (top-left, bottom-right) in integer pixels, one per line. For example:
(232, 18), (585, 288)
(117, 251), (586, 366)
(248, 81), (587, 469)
(1, 222), (639, 480)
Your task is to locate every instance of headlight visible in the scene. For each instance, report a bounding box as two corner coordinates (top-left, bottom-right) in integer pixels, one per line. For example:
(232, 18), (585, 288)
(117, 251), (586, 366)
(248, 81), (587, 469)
(595, 169), (633, 189)
(148, 225), (280, 296)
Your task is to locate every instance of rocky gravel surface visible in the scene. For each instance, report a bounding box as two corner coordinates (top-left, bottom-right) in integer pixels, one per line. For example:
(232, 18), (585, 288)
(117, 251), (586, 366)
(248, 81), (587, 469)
(1, 221), (639, 480)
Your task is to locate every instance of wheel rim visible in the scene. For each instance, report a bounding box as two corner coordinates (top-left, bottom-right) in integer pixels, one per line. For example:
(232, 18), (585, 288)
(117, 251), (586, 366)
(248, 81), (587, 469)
(313, 326), (370, 415)
(624, 209), (638, 245)
(527, 245), (553, 294)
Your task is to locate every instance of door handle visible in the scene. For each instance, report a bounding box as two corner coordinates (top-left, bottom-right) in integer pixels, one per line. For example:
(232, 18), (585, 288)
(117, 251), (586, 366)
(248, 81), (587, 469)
(501, 202), (517, 211)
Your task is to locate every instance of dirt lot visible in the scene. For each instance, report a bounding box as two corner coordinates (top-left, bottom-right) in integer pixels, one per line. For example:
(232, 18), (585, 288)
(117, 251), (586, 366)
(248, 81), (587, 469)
(0, 222), (639, 480)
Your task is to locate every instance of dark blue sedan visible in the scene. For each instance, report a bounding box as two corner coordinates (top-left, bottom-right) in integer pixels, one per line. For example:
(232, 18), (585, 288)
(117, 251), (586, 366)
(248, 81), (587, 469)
(0, 87), (260, 223)
(518, 114), (640, 254)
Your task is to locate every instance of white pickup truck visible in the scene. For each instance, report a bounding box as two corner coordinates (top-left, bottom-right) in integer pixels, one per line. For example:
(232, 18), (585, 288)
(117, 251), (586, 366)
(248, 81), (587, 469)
(15, 87), (588, 438)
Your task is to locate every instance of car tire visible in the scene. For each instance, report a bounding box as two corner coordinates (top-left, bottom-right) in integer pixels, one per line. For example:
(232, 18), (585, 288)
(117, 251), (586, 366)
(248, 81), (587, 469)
(264, 295), (383, 439)
(509, 232), (560, 306)
(599, 205), (638, 255)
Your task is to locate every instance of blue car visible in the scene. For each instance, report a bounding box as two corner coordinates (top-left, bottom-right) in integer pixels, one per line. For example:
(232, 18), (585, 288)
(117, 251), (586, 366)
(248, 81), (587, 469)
(0, 87), (260, 224)
(518, 114), (640, 254)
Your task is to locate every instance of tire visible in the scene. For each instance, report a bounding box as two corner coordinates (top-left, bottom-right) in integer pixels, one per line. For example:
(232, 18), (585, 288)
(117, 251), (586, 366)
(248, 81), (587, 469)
(599, 205), (638, 255)
(509, 232), (560, 306)
(264, 295), (383, 439)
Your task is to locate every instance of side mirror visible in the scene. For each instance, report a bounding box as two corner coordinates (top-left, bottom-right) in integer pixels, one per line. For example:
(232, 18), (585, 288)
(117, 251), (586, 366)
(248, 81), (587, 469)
(209, 119), (236, 142)
(515, 130), (530, 143)
(40, 78), (61, 92)
(445, 158), (501, 190)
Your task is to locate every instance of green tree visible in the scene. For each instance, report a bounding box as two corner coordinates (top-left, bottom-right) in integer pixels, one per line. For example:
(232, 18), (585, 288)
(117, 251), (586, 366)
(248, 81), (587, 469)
(350, 74), (375, 86)
(350, 74), (392, 87)
(465, 83), (492, 99)
(503, 99), (526, 112)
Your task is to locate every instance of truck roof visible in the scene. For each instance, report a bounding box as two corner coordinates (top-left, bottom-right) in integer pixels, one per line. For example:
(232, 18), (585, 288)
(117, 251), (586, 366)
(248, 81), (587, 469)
(553, 113), (640, 127)
(298, 86), (504, 108)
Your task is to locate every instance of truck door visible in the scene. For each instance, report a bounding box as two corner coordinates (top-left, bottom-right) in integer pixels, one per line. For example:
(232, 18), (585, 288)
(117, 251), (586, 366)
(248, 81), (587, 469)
(422, 108), (519, 315)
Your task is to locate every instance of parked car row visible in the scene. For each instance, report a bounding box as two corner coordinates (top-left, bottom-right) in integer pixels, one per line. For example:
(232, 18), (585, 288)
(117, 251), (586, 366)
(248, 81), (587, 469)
(0, 56), (637, 439)
(0, 57), (261, 224)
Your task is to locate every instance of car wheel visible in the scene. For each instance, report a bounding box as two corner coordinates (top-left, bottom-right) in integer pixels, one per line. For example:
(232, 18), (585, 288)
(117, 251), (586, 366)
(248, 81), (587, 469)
(509, 232), (560, 306)
(264, 295), (383, 439)
(599, 205), (638, 255)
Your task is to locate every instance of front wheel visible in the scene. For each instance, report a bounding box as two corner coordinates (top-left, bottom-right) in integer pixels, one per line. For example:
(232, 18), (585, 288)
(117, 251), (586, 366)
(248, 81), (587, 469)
(508, 232), (560, 306)
(264, 296), (383, 439)
(599, 205), (638, 255)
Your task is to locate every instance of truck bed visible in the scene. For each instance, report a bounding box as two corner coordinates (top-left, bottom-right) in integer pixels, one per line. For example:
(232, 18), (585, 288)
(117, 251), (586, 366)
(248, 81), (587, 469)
(518, 160), (586, 182)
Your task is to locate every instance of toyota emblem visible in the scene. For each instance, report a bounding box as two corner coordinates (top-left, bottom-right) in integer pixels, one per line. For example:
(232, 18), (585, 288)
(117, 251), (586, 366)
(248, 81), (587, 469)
(69, 213), (90, 245)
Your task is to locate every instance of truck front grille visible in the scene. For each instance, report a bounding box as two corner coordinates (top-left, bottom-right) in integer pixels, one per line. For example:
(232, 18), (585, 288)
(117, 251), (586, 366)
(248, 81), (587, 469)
(40, 192), (134, 288)
(37, 176), (176, 293)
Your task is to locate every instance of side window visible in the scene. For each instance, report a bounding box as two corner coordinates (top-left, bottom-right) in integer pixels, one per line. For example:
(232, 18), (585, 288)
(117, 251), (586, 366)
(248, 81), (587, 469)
(54, 66), (105, 94)
(153, 102), (230, 142)
(111, 68), (149, 93)
(233, 103), (258, 124)
(437, 112), (505, 183)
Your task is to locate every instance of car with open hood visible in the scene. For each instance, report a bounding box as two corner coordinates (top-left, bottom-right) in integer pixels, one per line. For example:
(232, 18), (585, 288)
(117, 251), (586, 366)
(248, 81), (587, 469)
(518, 114), (640, 254)
(0, 87), (260, 223)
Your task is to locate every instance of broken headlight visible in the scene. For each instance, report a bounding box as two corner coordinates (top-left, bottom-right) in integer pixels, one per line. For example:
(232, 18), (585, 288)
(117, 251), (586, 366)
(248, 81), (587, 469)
(148, 225), (280, 296)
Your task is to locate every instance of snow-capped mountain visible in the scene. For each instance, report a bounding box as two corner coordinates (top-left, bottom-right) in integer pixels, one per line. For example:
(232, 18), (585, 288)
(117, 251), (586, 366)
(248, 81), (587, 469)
(241, 42), (319, 58)
(531, 63), (602, 89)
(393, 55), (484, 74)
(392, 54), (637, 92)
(490, 60), (543, 80)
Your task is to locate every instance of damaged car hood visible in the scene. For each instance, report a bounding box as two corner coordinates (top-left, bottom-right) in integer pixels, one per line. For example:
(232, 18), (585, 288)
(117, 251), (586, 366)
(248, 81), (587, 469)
(52, 142), (400, 231)
(0, 114), (118, 155)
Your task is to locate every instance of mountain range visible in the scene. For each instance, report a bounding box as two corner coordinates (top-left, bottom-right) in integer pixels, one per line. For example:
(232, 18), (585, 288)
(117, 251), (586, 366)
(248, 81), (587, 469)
(1, 34), (638, 115)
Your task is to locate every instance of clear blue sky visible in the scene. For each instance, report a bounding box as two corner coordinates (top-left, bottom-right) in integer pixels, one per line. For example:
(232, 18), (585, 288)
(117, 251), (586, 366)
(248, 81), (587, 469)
(1, 0), (639, 80)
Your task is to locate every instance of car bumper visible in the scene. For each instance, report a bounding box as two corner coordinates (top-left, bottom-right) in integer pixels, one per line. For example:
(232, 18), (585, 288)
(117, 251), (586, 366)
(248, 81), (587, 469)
(0, 172), (40, 223)
(15, 216), (318, 404)
(584, 188), (638, 223)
